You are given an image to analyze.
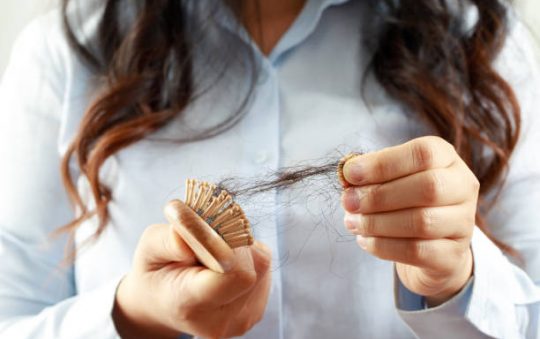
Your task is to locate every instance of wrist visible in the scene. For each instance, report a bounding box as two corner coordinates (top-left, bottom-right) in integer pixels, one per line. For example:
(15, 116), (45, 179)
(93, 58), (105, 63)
(424, 248), (474, 307)
(112, 274), (179, 339)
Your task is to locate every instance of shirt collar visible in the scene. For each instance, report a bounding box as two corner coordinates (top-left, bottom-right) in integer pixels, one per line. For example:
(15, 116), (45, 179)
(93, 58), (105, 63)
(196, 0), (352, 64)
(268, 0), (351, 63)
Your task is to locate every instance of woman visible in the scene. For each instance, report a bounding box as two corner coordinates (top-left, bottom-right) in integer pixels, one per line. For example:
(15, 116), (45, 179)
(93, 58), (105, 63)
(0, 0), (539, 337)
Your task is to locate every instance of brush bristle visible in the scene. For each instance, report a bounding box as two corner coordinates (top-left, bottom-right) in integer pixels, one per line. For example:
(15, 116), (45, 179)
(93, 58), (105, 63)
(184, 179), (254, 248)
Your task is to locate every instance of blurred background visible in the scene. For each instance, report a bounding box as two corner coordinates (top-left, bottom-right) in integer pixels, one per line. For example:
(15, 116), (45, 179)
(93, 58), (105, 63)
(0, 0), (539, 77)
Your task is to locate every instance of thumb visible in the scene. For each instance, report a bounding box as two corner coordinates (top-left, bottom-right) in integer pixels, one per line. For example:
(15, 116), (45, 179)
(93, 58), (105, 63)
(185, 242), (272, 308)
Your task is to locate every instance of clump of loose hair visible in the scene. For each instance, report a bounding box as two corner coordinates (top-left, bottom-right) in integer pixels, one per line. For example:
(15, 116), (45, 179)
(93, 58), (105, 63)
(219, 158), (348, 199)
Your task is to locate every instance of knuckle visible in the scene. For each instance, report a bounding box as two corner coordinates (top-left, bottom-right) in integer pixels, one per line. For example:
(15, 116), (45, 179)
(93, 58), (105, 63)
(361, 215), (377, 236)
(471, 175), (481, 193)
(234, 269), (258, 289)
(439, 138), (456, 154)
(257, 252), (272, 273)
(452, 241), (467, 257)
(459, 206), (477, 233)
(456, 239), (471, 258)
(369, 238), (392, 261)
(366, 237), (380, 254)
(423, 172), (444, 204)
(424, 136), (454, 153)
(465, 212), (476, 230)
(441, 242), (469, 273)
(374, 157), (390, 181)
(410, 140), (435, 170)
(406, 241), (430, 263)
(414, 209), (435, 237)
(366, 185), (385, 211)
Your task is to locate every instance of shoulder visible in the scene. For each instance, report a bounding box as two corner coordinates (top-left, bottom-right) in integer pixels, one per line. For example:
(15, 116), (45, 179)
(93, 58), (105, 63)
(5, 10), (73, 100)
(3, 6), (102, 128)
(12, 10), (70, 70)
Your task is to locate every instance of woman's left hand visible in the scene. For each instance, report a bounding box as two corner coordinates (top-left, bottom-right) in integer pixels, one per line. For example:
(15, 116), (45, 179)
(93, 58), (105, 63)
(341, 136), (478, 306)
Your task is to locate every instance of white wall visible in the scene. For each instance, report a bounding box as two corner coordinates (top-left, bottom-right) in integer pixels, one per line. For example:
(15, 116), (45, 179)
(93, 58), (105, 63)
(0, 0), (539, 77)
(0, 0), (55, 76)
(519, 0), (540, 37)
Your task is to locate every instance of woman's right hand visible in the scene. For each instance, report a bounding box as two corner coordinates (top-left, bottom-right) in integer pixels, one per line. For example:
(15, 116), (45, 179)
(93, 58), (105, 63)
(112, 222), (272, 339)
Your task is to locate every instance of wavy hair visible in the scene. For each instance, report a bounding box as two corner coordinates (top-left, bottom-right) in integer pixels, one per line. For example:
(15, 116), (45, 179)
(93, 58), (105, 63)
(59, 0), (520, 253)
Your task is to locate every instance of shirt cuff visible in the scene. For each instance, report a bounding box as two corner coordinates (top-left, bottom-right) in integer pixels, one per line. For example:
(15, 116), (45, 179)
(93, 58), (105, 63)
(463, 227), (540, 338)
(395, 271), (483, 338)
(394, 227), (533, 338)
(396, 274), (474, 312)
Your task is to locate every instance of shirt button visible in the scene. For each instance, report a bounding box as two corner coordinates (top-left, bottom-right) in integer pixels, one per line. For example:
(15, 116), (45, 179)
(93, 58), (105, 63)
(254, 151), (269, 164)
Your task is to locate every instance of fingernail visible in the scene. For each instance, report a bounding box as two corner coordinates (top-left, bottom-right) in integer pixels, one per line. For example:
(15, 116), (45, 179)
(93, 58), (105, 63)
(344, 213), (358, 231)
(356, 235), (368, 250)
(343, 157), (364, 184)
(342, 188), (366, 212)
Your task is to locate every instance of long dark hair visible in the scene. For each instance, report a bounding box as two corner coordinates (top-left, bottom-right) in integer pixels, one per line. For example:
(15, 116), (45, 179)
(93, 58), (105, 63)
(59, 0), (520, 253)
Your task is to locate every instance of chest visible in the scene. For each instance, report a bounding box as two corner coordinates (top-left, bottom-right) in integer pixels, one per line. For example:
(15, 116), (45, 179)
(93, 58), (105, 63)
(63, 4), (427, 336)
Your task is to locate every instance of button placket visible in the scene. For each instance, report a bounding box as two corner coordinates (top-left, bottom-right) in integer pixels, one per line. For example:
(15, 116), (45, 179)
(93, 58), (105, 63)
(239, 63), (284, 338)
(254, 150), (269, 164)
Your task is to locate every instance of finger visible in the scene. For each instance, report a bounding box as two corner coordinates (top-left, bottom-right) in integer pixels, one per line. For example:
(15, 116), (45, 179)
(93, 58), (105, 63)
(224, 270), (272, 337)
(186, 242), (271, 308)
(186, 246), (257, 307)
(250, 241), (272, 277)
(342, 165), (478, 214)
(343, 136), (457, 186)
(344, 205), (474, 239)
(223, 243), (272, 337)
(357, 236), (469, 272)
(137, 223), (198, 270)
(182, 243), (272, 338)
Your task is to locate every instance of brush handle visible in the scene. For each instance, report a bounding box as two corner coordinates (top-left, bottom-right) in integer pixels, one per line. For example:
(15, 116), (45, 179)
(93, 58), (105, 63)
(164, 200), (235, 273)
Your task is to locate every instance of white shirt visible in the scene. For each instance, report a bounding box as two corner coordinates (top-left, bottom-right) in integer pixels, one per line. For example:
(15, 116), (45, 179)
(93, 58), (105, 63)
(1, 0), (540, 338)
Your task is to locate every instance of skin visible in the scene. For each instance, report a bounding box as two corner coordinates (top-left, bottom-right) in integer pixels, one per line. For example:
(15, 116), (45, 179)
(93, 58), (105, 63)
(113, 3), (303, 338)
(113, 223), (272, 338)
(341, 136), (478, 306)
(240, 0), (307, 55)
(114, 2), (474, 337)
(244, 3), (477, 307)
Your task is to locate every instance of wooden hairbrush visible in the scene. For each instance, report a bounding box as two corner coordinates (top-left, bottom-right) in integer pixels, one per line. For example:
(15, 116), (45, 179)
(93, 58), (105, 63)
(164, 179), (254, 273)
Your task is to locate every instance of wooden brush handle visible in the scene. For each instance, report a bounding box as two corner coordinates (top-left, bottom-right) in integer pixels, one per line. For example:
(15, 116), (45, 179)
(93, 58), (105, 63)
(164, 200), (235, 273)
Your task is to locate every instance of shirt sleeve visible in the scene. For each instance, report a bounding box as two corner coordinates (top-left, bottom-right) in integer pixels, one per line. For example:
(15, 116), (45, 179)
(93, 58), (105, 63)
(0, 12), (121, 338)
(394, 15), (540, 339)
